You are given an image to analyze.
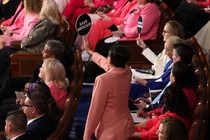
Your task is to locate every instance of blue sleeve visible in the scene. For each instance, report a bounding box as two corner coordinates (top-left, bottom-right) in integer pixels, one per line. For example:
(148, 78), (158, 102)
(146, 68), (172, 90)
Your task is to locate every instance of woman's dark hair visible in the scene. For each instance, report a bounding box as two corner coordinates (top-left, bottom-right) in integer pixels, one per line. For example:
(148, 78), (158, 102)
(29, 82), (52, 101)
(160, 117), (188, 140)
(163, 84), (189, 117)
(173, 43), (194, 64)
(172, 61), (198, 89)
(108, 45), (130, 67)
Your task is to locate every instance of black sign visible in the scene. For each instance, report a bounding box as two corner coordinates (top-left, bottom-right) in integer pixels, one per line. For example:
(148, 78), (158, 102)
(137, 16), (143, 34)
(75, 14), (92, 36)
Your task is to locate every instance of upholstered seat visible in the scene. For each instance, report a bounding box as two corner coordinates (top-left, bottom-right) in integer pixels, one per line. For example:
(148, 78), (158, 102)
(187, 37), (210, 140)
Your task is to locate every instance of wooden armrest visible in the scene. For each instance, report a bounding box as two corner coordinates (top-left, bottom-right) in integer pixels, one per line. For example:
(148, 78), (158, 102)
(10, 41), (21, 48)
(130, 64), (152, 70)
(10, 53), (43, 77)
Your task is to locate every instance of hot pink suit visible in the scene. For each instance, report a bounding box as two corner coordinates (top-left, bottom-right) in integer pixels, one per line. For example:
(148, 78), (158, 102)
(84, 52), (135, 140)
(3, 13), (39, 45)
(135, 111), (190, 139)
(87, 2), (161, 50)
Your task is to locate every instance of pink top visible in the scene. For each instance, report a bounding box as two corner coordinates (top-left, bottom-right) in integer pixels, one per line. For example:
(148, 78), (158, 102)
(4, 13), (39, 45)
(1, 1), (25, 30)
(47, 82), (67, 111)
(135, 111), (190, 139)
(84, 52), (134, 140)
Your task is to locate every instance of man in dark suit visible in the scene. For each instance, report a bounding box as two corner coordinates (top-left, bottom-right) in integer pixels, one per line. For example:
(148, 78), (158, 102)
(22, 91), (55, 140)
(5, 110), (33, 140)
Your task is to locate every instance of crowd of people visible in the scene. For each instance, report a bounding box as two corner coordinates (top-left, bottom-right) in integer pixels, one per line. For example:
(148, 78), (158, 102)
(0, 0), (209, 139)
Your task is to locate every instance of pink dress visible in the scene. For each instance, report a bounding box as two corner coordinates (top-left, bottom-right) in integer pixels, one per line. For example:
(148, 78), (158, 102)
(84, 52), (134, 140)
(47, 82), (67, 111)
(3, 13), (39, 46)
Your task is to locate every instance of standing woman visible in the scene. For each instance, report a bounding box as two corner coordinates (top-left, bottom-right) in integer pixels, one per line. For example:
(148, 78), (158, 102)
(0, 0), (42, 48)
(38, 58), (69, 111)
(83, 38), (134, 140)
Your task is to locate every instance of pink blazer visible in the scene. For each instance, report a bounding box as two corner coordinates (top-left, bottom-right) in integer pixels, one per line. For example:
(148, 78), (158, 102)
(4, 13), (39, 45)
(84, 52), (134, 140)
(2, 1), (25, 30)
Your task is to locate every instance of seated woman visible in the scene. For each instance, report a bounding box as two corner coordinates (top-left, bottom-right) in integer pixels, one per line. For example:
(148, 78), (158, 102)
(38, 58), (69, 111)
(133, 20), (185, 79)
(83, 38), (134, 140)
(62, 0), (114, 28)
(136, 61), (198, 117)
(157, 117), (189, 140)
(0, 0), (60, 86)
(130, 84), (190, 139)
(0, 0), (25, 34)
(0, 0), (42, 48)
(87, 0), (161, 51)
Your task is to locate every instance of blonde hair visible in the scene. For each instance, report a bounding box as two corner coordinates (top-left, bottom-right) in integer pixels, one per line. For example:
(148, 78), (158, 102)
(166, 20), (185, 39)
(42, 58), (69, 89)
(39, 0), (60, 25)
(166, 36), (185, 49)
(24, 0), (42, 14)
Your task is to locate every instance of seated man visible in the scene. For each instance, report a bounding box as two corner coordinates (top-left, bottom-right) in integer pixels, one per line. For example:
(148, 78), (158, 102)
(5, 110), (33, 140)
(22, 91), (55, 140)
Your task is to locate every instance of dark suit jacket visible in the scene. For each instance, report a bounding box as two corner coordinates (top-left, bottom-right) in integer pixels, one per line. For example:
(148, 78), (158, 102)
(26, 114), (55, 140)
(15, 133), (34, 140)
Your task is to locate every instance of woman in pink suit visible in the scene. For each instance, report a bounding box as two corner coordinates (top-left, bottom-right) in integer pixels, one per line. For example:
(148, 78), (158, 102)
(83, 38), (134, 140)
(87, 0), (161, 51)
(0, 0), (42, 48)
(0, 1), (25, 32)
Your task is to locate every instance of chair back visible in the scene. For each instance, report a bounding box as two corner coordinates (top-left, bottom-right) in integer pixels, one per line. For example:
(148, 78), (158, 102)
(56, 16), (76, 49)
(47, 48), (83, 140)
(187, 37), (210, 140)
(154, 0), (174, 40)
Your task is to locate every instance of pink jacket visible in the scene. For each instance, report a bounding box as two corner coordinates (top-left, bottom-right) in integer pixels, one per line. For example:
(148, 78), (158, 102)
(4, 13), (39, 45)
(47, 82), (67, 111)
(84, 52), (134, 140)
(1, 1), (25, 30)
(135, 111), (190, 139)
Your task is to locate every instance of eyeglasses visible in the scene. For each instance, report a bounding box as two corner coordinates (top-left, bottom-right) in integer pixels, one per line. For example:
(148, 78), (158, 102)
(21, 104), (33, 108)
(162, 30), (170, 34)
